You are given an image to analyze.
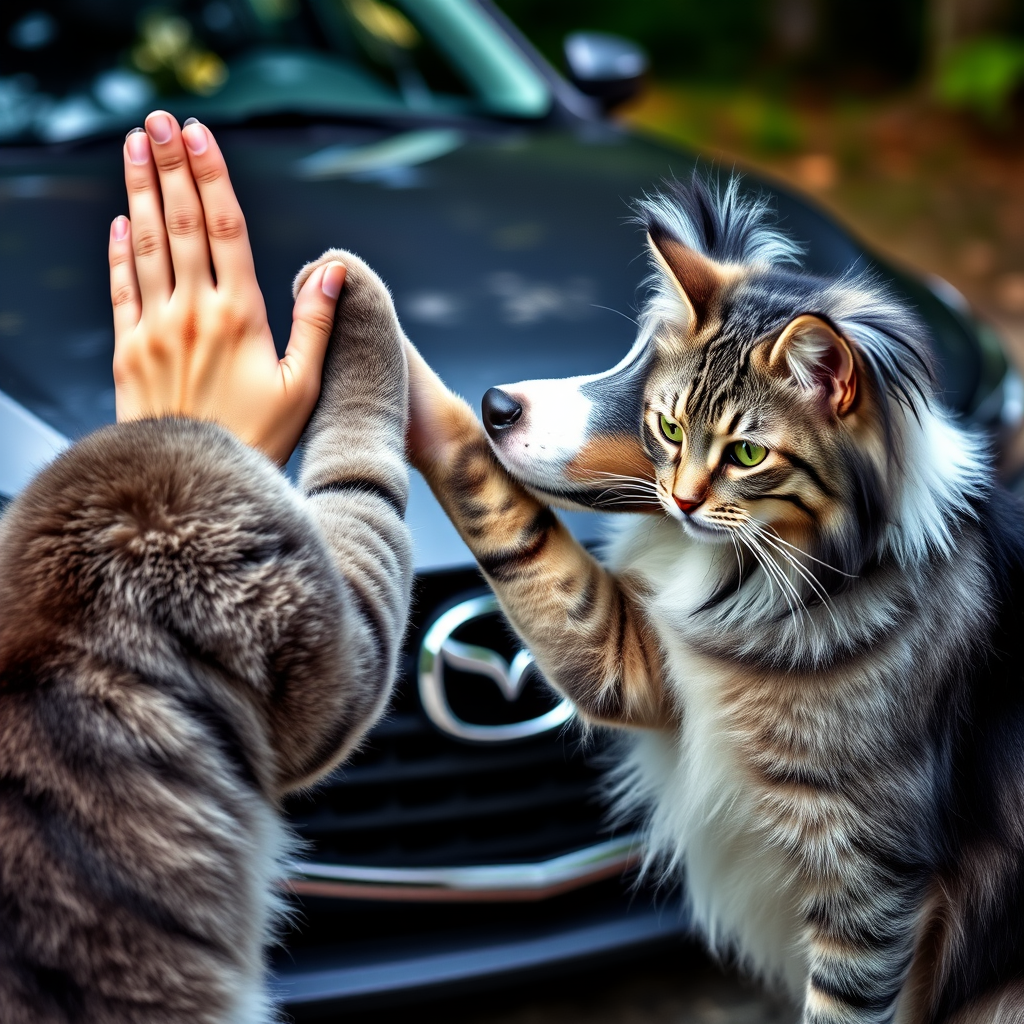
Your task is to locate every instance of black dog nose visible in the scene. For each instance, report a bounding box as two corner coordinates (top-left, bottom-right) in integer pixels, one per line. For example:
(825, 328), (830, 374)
(481, 387), (523, 438)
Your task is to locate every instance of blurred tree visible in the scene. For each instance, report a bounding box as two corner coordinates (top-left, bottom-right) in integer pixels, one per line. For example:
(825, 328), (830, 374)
(497, 0), (928, 90)
(928, 0), (1015, 68)
(927, 0), (1024, 125)
(937, 35), (1024, 123)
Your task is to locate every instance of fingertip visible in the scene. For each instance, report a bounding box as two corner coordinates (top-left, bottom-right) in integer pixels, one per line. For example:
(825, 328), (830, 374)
(296, 263), (325, 299)
(182, 120), (209, 156)
(125, 128), (150, 166)
(111, 215), (129, 242)
(144, 109), (175, 145)
(322, 262), (346, 300)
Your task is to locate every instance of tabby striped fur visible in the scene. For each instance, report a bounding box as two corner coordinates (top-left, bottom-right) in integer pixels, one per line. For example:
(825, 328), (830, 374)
(407, 176), (1024, 1024)
(0, 250), (412, 1023)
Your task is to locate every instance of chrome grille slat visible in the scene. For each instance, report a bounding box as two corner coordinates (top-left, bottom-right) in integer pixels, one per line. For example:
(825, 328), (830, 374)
(328, 741), (577, 786)
(295, 779), (596, 833)
(300, 821), (613, 871)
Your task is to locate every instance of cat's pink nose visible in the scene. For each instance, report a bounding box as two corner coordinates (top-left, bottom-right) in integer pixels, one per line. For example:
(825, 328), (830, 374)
(675, 496), (703, 515)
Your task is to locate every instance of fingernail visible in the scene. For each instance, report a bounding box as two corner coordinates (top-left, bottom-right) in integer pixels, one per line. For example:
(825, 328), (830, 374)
(111, 216), (128, 241)
(126, 130), (150, 165)
(125, 126), (144, 140)
(182, 122), (208, 155)
(146, 112), (173, 144)
(322, 263), (346, 300)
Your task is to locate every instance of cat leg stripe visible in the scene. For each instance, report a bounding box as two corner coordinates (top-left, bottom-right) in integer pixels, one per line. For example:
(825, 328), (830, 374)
(477, 508), (557, 580)
(809, 976), (899, 1019)
(306, 479), (407, 517)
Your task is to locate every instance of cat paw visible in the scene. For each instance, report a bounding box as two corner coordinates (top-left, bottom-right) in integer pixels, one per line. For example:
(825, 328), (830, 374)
(294, 248), (408, 415)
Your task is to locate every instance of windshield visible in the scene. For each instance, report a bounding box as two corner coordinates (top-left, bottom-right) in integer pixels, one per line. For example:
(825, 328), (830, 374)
(0, 0), (550, 142)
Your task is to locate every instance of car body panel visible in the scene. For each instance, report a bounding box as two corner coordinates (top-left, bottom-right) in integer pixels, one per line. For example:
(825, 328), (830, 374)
(272, 899), (687, 1011)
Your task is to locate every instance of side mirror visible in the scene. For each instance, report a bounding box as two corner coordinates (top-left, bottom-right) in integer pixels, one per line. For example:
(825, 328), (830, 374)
(563, 32), (648, 111)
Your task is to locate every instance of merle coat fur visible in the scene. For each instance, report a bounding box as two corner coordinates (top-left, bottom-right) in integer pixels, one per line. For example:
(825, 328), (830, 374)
(0, 251), (413, 1024)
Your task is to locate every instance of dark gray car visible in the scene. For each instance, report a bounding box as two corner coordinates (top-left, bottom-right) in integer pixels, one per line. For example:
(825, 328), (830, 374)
(0, 0), (1017, 1014)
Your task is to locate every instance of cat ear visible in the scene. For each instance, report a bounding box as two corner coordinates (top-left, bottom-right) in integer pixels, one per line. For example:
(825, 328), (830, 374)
(768, 314), (857, 416)
(646, 223), (723, 333)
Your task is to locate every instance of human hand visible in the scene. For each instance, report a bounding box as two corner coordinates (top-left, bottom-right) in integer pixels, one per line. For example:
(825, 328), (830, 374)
(108, 110), (346, 465)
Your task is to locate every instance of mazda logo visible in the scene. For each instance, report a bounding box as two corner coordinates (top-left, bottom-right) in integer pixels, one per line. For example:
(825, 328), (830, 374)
(418, 594), (575, 742)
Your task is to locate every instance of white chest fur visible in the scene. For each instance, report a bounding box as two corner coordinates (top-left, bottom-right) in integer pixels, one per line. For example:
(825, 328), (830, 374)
(604, 517), (810, 996)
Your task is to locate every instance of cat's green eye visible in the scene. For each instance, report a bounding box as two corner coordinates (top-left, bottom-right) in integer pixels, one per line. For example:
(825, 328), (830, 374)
(660, 414), (683, 444)
(731, 440), (767, 467)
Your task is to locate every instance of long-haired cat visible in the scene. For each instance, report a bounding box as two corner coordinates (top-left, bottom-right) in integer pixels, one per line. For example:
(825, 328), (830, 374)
(404, 175), (1024, 1023)
(0, 251), (411, 1024)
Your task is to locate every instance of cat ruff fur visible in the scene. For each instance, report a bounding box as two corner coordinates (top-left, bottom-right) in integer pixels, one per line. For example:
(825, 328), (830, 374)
(0, 250), (412, 1023)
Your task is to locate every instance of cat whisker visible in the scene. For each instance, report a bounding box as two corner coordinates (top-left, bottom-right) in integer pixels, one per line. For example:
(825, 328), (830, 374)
(591, 484), (659, 501)
(739, 533), (781, 607)
(581, 474), (659, 497)
(767, 546), (833, 612)
(592, 495), (665, 512)
(728, 533), (745, 594)
(744, 521), (837, 604)
(589, 303), (640, 327)
(745, 523), (840, 629)
(747, 521), (858, 579)
(581, 470), (657, 486)
(737, 525), (805, 624)
(742, 525), (817, 628)
(596, 498), (663, 509)
(599, 487), (661, 500)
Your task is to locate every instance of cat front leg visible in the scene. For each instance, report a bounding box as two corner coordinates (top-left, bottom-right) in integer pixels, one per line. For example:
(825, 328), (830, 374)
(795, 811), (928, 1024)
(802, 878), (925, 1024)
(405, 343), (673, 730)
(266, 249), (414, 791)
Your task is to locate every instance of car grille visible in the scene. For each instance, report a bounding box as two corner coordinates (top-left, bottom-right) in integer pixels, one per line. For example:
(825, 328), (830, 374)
(284, 569), (623, 876)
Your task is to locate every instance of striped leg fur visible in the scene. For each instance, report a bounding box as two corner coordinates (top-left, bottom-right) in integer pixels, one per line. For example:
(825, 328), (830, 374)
(800, 866), (925, 1024)
(406, 344), (671, 730)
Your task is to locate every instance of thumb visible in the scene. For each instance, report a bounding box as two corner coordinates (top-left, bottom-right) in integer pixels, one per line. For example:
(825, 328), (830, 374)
(281, 261), (346, 389)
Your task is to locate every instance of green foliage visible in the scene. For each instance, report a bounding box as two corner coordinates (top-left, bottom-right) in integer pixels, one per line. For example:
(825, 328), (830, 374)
(936, 36), (1024, 125)
(732, 93), (803, 152)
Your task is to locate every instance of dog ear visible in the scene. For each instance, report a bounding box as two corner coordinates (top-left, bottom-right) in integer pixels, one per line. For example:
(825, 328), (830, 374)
(768, 314), (857, 416)
(647, 223), (723, 334)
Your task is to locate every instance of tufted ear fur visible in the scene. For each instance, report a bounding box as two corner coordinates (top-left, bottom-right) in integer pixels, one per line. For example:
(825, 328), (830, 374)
(647, 223), (724, 333)
(768, 314), (857, 416)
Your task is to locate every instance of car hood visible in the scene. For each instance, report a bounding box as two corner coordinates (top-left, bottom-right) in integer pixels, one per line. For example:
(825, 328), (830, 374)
(0, 122), (989, 568)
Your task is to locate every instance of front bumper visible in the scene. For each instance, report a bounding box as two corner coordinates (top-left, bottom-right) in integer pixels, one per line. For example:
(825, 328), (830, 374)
(272, 881), (690, 1014)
